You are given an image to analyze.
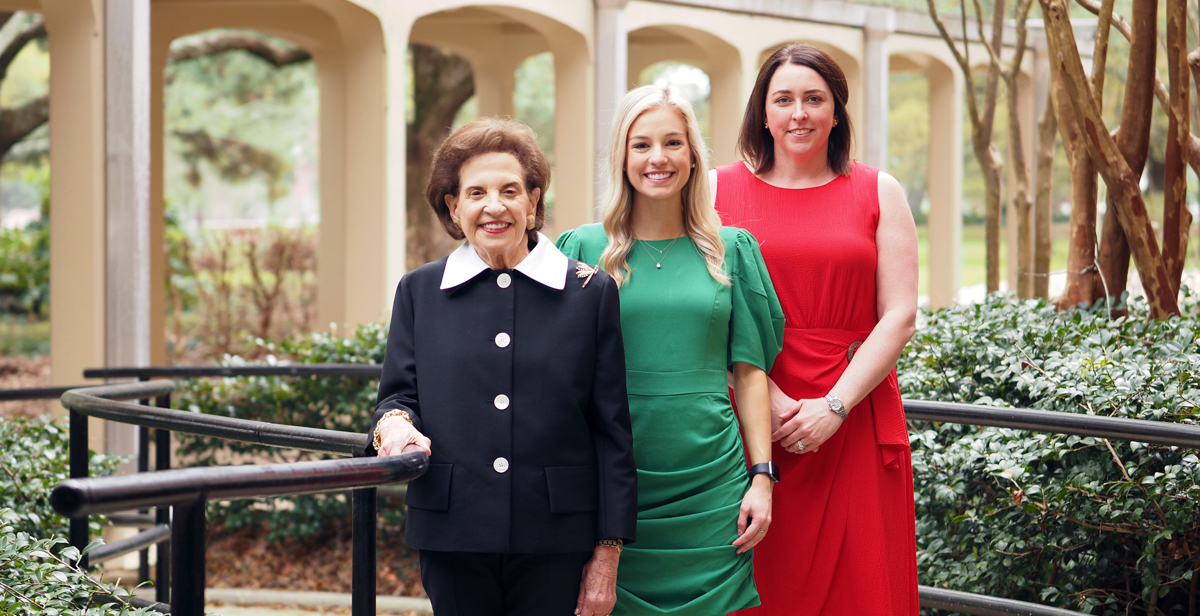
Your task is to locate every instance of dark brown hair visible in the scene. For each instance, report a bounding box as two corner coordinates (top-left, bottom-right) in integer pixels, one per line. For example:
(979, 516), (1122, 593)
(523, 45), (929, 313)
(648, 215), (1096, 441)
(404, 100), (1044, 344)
(425, 117), (552, 242)
(736, 43), (854, 176)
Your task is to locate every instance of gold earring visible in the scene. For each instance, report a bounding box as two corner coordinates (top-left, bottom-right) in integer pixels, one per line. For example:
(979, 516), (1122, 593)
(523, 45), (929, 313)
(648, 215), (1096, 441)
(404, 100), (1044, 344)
(452, 216), (460, 226)
(833, 119), (838, 126)
(526, 215), (535, 230)
(764, 122), (769, 129)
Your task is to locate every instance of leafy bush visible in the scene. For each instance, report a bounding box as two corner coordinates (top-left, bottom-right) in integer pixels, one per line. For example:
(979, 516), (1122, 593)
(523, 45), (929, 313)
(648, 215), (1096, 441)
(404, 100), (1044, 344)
(902, 292), (1200, 614)
(0, 219), (48, 317)
(0, 420), (154, 615)
(0, 510), (158, 616)
(0, 416), (122, 540)
(173, 323), (396, 541)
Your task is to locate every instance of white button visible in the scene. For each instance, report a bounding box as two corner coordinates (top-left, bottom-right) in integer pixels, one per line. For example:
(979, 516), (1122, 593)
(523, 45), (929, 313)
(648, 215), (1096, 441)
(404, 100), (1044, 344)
(494, 394), (510, 410)
(495, 333), (511, 348)
(497, 273), (512, 288)
(493, 457), (509, 473)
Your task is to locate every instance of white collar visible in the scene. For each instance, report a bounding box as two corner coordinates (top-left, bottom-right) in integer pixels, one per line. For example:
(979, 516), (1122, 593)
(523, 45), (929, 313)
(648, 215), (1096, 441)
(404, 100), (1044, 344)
(440, 232), (569, 291)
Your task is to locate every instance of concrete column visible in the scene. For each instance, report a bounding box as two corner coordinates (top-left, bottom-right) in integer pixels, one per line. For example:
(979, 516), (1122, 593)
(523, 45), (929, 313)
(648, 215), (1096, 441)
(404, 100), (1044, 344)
(149, 21), (170, 367)
(926, 60), (963, 308)
(459, 49), (523, 118)
(704, 44), (743, 166)
(549, 34), (596, 232)
(862, 7), (894, 170)
(44, 0), (107, 441)
(105, 0), (152, 468)
(595, 0), (629, 208)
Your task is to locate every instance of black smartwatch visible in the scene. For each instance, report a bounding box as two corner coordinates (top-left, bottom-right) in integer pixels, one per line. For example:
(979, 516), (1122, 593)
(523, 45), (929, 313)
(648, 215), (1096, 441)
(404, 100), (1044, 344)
(749, 461), (780, 483)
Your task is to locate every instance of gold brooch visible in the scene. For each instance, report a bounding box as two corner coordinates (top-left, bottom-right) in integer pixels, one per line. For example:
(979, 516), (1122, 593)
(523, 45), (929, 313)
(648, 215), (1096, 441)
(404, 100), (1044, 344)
(575, 262), (598, 288)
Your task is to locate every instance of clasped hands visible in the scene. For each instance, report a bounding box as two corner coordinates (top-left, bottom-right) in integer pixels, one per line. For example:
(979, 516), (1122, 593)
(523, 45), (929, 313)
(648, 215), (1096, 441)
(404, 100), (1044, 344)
(772, 397), (843, 455)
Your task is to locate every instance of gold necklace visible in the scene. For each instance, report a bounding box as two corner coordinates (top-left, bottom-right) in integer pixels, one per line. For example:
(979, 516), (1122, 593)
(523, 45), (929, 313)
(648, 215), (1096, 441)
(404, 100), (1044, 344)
(636, 238), (680, 269)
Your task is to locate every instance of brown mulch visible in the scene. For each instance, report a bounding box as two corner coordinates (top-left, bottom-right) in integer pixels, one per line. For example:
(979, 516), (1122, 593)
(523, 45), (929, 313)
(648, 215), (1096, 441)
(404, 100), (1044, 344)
(0, 355), (51, 419)
(206, 518), (426, 598)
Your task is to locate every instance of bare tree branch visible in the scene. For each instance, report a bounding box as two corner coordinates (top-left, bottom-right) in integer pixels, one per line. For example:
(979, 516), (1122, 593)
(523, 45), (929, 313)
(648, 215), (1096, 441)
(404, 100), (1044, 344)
(169, 32), (311, 68)
(1006, 0), (1036, 297)
(1163, 0), (1192, 290)
(0, 16), (44, 84)
(1091, 0), (1116, 100)
(1041, 0), (1180, 317)
(0, 94), (48, 159)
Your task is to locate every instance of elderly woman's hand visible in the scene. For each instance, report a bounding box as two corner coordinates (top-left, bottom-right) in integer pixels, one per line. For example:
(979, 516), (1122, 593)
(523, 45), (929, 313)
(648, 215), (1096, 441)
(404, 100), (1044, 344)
(575, 544), (620, 616)
(376, 416), (432, 457)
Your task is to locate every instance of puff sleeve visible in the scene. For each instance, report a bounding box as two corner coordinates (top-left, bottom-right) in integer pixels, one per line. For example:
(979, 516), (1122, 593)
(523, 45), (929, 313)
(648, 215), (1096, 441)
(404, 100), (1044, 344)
(727, 228), (785, 374)
(554, 228), (583, 261)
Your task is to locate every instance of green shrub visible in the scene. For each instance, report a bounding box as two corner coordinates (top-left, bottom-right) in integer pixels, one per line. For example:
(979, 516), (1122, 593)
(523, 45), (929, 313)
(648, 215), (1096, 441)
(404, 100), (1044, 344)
(0, 220), (49, 317)
(902, 292), (1200, 614)
(0, 510), (158, 616)
(173, 323), (399, 541)
(0, 417), (122, 540)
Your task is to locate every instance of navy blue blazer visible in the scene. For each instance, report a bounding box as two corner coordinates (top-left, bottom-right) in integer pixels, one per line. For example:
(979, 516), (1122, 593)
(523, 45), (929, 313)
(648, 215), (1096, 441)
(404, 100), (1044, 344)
(369, 239), (637, 553)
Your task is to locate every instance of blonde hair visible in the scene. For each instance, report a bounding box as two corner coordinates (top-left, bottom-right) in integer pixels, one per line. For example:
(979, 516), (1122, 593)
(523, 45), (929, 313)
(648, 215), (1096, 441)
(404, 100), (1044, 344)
(599, 85), (729, 287)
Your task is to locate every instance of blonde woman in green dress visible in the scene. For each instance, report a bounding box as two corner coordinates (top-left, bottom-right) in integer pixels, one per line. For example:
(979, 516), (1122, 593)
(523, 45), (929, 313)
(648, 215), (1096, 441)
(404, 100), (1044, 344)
(557, 85), (784, 615)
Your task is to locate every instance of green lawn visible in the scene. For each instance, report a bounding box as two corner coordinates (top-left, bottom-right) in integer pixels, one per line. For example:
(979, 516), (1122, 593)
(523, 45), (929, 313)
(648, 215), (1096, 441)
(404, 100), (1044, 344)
(917, 223), (1071, 296)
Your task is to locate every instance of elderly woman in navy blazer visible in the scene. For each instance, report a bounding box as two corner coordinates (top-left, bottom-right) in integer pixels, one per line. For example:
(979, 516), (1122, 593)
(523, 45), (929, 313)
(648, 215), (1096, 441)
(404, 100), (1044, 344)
(369, 117), (638, 616)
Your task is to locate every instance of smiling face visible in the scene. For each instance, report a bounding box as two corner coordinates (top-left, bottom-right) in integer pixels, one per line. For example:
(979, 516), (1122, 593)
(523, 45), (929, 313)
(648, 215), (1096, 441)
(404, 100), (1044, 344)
(444, 151), (541, 270)
(625, 107), (693, 207)
(764, 62), (836, 168)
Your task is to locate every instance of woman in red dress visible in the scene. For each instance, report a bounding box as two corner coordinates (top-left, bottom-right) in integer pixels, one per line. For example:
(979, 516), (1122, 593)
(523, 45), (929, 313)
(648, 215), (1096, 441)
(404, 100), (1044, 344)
(712, 44), (920, 616)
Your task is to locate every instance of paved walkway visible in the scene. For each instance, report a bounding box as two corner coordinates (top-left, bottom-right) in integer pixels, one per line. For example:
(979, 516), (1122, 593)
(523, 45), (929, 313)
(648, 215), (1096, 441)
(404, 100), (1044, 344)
(136, 588), (431, 615)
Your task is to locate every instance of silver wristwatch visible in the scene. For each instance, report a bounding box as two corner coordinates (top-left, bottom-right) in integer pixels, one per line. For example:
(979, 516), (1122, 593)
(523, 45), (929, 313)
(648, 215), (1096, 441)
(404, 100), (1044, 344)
(824, 394), (846, 420)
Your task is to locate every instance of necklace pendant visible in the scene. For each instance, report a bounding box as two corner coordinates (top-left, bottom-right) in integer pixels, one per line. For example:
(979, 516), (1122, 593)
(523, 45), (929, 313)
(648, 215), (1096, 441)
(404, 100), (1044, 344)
(656, 263), (662, 269)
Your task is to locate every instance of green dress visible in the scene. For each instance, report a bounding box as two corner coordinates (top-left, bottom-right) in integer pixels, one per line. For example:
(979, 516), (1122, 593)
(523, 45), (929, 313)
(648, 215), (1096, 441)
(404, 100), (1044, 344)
(557, 224), (784, 616)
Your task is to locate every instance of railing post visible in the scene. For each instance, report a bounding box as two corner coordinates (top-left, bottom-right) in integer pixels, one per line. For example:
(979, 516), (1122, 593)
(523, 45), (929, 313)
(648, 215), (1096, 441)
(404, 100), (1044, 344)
(69, 409), (89, 569)
(155, 393), (172, 605)
(351, 487), (377, 616)
(171, 497), (206, 616)
(137, 376), (150, 585)
(137, 425), (150, 583)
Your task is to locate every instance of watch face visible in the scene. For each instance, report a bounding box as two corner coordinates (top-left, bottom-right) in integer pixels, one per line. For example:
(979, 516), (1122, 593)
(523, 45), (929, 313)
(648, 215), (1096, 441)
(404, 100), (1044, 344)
(826, 395), (842, 411)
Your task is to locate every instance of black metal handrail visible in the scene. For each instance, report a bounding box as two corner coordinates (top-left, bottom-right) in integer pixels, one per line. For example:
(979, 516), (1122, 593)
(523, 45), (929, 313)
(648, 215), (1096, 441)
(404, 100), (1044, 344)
(904, 398), (1200, 449)
(61, 385), (366, 455)
(0, 384), (92, 401)
(84, 364), (381, 380)
(44, 364), (1200, 616)
(51, 452), (427, 616)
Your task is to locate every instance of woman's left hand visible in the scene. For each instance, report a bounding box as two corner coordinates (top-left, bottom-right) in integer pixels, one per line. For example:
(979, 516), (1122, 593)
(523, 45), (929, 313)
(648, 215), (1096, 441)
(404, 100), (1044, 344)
(732, 476), (773, 554)
(575, 545), (620, 616)
(773, 397), (844, 454)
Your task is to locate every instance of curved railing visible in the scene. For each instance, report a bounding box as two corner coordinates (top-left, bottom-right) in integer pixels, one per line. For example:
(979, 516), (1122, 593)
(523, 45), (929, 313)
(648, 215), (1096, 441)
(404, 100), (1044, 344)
(13, 363), (1198, 615)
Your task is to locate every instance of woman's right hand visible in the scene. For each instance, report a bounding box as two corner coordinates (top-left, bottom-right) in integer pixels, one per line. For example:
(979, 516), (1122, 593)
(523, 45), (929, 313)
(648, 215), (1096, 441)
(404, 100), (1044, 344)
(376, 416), (432, 457)
(768, 381), (798, 434)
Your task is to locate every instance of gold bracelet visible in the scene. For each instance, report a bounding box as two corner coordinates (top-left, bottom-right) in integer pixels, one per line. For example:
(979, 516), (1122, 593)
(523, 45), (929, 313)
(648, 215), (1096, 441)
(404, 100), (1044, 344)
(372, 409), (413, 451)
(596, 538), (623, 553)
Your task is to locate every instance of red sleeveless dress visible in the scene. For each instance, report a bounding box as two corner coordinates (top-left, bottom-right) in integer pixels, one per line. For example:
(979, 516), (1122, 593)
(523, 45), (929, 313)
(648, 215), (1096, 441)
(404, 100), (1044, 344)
(717, 162), (918, 616)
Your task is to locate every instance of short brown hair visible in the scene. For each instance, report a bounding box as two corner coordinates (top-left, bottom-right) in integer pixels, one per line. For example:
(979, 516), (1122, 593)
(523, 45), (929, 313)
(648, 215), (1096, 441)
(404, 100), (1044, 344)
(425, 117), (552, 241)
(737, 43), (854, 176)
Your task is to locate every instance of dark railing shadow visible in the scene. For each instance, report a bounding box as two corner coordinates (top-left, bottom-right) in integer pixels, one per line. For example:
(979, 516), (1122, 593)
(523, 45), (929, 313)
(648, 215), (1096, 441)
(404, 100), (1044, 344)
(6, 363), (1199, 615)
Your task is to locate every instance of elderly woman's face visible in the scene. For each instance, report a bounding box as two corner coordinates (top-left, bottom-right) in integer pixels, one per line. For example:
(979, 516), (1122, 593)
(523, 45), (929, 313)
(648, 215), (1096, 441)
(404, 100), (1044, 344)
(445, 152), (541, 269)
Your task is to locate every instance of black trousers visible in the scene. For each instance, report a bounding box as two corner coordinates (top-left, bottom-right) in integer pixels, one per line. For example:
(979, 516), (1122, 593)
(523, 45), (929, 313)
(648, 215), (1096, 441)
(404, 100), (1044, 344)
(419, 549), (593, 616)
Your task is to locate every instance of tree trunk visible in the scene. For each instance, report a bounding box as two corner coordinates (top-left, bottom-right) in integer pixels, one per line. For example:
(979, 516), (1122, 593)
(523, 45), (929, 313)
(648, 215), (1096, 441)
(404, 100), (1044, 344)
(1033, 90), (1057, 299)
(1052, 57), (1100, 309)
(1007, 0), (1036, 298)
(925, 0), (1006, 294)
(406, 44), (476, 270)
(1163, 0), (1192, 292)
(1094, 0), (1160, 309)
(1041, 0), (1181, 317)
